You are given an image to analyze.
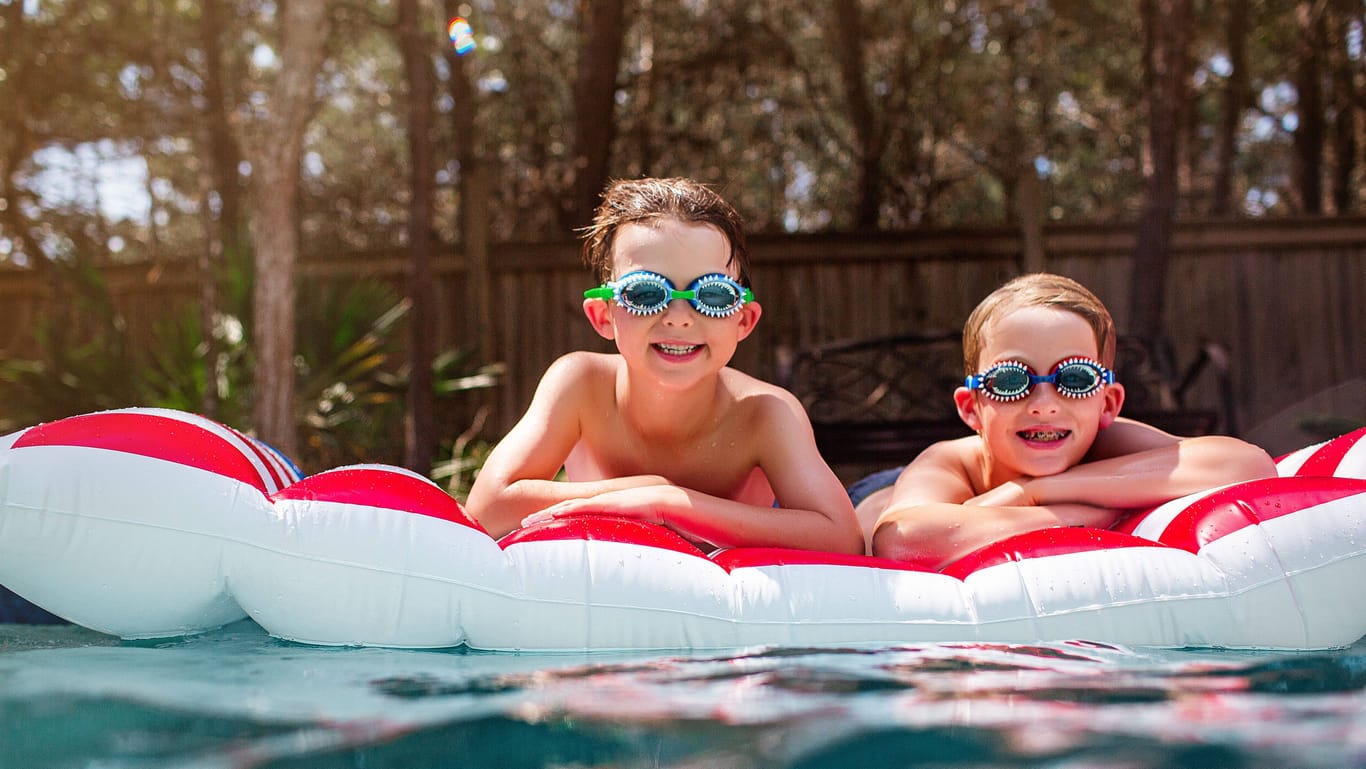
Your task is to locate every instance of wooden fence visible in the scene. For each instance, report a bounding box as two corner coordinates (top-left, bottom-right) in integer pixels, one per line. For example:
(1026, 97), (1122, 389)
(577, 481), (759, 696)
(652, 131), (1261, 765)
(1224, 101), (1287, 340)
(3, 217), (1363, 456)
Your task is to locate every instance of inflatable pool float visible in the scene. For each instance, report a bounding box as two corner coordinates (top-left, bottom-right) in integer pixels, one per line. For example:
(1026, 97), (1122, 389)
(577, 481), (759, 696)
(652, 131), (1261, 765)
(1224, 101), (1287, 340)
(1, 408), (1364, 651)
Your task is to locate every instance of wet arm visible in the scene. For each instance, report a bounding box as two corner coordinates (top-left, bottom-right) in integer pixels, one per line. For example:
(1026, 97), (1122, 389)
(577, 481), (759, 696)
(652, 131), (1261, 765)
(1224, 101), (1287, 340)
(869, 441), (1117, 568)
(527, 483), (863, 553)
(989, 433), (1276, 511)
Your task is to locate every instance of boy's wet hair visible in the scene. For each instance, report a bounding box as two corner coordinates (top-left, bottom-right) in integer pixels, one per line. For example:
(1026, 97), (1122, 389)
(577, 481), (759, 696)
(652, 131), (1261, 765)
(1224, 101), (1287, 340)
(961, 273), (1117, 374)
(580, 178), (752, 286)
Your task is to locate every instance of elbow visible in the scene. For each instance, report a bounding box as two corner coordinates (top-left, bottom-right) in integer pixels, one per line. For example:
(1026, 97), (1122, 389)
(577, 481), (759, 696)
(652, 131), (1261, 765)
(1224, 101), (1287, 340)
(1242, 444), (1279, 481)
(870, 522), (910, 561)
(480, 518), (517, 541)
(831, 528), (867, 556)
(466, 495), (519, 540)
(869, 514), (946, 570)
(1193, 435), (1278, 483)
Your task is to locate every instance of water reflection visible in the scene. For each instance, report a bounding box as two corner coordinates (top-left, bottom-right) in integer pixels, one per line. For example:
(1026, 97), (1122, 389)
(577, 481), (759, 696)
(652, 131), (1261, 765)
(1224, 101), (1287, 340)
(0, 623), (1361, 768)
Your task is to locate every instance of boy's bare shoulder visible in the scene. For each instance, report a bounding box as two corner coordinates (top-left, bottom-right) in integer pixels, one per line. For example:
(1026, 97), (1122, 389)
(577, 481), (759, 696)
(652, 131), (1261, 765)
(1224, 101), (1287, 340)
(1088, 416), (1180, 459)
(909, 435), (982, 472)
(721, 367), (808, 417)
(917, 434), (983, 464)
(530, 352), (620, 411)
(544, 350), (620, 381)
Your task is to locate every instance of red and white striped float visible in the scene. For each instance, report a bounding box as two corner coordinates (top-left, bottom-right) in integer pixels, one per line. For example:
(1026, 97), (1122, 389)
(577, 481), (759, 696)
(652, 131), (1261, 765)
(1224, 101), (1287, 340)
(1, 408), (1364, 650)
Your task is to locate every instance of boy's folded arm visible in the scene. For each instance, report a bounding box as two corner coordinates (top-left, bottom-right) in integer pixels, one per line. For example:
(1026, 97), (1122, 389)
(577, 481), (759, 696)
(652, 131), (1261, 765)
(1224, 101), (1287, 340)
(465, 353), (607, 538)
(1019, 435), (1276, 510)
(674, 491), (865, 554)
(750, 393), (864, 554)
(479, 475), (670, 539)
(526, 484), (865, 554)
(871, 500), (1117, 569)
(521, 397), (865, 555)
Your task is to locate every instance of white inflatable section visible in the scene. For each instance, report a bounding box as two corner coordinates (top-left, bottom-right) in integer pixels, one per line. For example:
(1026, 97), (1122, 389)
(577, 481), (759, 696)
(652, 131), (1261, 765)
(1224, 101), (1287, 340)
(2, 410), (1365, 651)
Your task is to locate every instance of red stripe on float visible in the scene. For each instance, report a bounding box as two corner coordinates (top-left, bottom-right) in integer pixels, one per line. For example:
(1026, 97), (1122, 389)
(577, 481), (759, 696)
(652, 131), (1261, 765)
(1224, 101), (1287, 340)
(272, 467), (484, 530)
(499, 516), (708, 558)
(939, 527), (1164, 580)
(229, 427), (288, 489)
(13, 412), (273, 493)
(1155, 476), (1366, 553)
(1293, 427), (1366, 477)
(1108, 509), (1150, 536)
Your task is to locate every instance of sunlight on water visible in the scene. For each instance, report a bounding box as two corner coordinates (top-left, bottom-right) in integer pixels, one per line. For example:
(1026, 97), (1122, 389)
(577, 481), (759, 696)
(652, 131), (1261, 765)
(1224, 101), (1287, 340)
(0, 621), (1362, 768)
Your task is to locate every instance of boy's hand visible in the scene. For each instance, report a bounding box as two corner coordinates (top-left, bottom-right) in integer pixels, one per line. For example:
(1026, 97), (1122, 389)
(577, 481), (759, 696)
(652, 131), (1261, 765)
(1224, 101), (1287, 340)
(521, 485), (679, 529)
(967, 481), (1122, 530)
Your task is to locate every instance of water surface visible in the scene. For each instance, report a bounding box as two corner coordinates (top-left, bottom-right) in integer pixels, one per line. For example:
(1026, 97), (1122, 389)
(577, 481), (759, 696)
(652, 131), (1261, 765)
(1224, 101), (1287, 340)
(1, 622), (1362, 768)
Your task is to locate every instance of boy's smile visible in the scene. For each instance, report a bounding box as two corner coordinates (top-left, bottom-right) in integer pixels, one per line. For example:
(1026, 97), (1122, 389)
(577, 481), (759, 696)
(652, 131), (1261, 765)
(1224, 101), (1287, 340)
(655, 342), (700, 356)
(1018, 428), (1070, 444)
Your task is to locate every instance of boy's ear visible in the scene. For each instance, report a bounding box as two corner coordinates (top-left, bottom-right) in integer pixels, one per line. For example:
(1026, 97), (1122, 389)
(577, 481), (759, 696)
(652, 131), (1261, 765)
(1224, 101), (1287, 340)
(735, 301), (762, 340)
(582, 299), (616, 341)
(1097, 382), (1125, 429)
(953, 387), (982, 432)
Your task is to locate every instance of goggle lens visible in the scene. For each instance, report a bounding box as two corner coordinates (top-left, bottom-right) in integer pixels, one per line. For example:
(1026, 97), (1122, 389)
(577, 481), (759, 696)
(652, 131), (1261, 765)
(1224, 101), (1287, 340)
(967, 358), (1114, 402)
(982, 364), (1031, 399)
(621, 280), (669, 310)
(695, 281), (743, 311)
(1056, 363), (1102, 393)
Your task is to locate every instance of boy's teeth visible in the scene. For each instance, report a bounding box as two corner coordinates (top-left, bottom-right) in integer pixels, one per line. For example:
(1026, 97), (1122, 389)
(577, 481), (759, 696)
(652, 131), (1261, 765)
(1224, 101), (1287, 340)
(1020, 429), (1068, 442)
(656, 343), (698, 355)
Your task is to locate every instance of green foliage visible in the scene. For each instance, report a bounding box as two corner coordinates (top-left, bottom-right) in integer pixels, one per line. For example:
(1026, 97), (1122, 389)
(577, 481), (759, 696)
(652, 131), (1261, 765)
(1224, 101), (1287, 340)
(0, 268), (501, 476)
(430, 405), (496, 503)
(0, 262), (150, 431)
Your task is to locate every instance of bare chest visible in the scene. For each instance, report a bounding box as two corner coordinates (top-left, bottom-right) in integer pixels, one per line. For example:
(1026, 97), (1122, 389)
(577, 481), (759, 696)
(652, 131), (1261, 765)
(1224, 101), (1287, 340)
(570, 417), (763, 500)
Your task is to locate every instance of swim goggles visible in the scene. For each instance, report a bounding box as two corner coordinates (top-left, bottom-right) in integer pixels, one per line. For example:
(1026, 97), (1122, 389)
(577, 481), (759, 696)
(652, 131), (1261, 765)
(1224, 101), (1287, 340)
(966, 357), (1116, 402)
(583, 270), (755, 318)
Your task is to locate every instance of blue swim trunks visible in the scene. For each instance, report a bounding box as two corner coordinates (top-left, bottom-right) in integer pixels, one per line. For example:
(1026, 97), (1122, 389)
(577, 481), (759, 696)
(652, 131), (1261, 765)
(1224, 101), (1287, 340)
(0, 586), (66, 625)
(846, 466), (905, 507)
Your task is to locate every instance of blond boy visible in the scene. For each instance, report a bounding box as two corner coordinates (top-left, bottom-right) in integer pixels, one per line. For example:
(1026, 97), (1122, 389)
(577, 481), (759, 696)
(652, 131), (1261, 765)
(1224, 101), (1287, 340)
(467, 178), (863, 555)
(863, 273), (1276, 567)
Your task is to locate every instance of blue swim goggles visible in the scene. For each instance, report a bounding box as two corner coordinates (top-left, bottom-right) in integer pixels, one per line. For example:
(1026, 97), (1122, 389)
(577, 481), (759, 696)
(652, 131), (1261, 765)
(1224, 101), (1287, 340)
(584, 270), (755, 318)
(966, 358), (1116, 402)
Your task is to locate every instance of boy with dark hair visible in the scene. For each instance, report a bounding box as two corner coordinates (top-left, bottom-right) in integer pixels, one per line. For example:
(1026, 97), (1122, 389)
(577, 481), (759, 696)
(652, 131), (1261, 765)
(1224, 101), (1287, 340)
(467, 178), (863, 555)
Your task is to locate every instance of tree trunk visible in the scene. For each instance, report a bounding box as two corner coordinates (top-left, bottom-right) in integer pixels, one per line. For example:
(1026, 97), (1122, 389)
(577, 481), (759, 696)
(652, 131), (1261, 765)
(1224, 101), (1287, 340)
(1014, 170), (1047, 274)
(398, 0), (436, 475)
(1211, 0), (1247, 216)
(1328, 0), (1358, 214)
(564, 0), (627, 232)
(1130, 0), (1190, 342)
(1292, 0), (1326, 214)
(196, 0), (238, 418)
(0, 0), (38, 271)
(201, 0), (248, 275)
(239, 0), (330, 459)
(829, 3), (882, 230)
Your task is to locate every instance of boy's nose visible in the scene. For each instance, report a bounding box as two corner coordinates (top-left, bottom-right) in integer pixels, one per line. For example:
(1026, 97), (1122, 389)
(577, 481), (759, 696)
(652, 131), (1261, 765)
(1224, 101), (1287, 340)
(1027, 384), (1064, 413)
(661, 298), (694, 325)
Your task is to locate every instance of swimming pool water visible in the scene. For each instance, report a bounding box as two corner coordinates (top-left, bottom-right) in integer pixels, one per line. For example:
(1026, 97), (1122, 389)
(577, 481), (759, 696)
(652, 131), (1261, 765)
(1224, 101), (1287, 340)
(1, 621), (1362, 768)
